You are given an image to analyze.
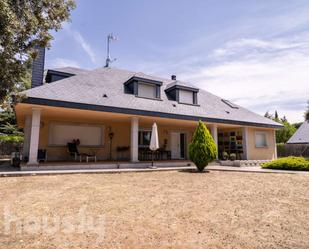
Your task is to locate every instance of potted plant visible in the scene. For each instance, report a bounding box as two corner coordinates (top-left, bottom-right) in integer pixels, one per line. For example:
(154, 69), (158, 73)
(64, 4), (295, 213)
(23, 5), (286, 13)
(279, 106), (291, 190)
(230, 153), (236, 161)
(222, 151), (229, 160)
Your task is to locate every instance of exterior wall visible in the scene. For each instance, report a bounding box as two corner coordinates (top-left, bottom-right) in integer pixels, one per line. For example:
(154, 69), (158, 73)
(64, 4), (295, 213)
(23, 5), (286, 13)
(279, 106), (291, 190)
(247, 128), (276, 160)
(37, 116), (195, 161)
(37, 117), (277, 161)
(149, 123), (194, 159)
(38, 117), (131, 161)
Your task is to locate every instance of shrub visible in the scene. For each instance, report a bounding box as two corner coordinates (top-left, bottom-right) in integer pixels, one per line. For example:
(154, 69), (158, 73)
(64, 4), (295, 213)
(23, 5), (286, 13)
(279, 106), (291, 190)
(222, 151), (228, 160)
(261, 157), (309, 171)
(0, 134), (24, 143)
(230, 153), (236, 161)
(189, 121), (217, 172)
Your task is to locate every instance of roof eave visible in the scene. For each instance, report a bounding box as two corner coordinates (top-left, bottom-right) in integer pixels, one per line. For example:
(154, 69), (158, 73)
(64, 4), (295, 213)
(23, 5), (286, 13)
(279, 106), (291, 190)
(20, 97), (283, 129)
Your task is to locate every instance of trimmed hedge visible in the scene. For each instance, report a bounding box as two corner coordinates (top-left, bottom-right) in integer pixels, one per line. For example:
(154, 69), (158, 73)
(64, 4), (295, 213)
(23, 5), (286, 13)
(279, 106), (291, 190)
(261, 157), (309, 171)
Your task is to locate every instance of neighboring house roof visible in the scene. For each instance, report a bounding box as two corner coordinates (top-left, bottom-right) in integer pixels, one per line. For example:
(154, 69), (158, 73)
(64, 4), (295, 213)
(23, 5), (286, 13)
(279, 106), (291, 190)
(21, 67), (282, 128)
(287, 121), (309, 144)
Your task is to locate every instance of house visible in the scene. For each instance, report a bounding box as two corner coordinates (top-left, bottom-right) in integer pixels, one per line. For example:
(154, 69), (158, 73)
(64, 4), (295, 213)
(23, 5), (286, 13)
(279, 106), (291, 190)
(14, 47), (283, 166)
(287, 121), (309, 144)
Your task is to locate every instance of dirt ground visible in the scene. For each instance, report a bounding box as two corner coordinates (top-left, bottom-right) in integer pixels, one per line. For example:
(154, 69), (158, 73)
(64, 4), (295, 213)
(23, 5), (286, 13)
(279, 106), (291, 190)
(0, 170), (308, 249)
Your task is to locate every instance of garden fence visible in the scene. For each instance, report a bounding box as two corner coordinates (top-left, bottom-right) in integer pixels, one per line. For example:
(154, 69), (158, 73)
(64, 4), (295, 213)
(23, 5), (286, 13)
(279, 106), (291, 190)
(277, 144), (309, 158)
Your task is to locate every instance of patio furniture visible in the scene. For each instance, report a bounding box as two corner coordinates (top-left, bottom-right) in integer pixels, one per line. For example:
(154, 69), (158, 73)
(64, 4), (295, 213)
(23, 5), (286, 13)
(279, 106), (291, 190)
(139, 148), (171, 161)
(38, 149), (47, 162)
(116, 146), (130, 161)
(67, 143), (97, 163)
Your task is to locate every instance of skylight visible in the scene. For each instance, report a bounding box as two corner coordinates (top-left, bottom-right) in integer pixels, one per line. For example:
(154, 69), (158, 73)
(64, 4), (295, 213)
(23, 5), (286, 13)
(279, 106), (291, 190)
(222, 99), (239, 109)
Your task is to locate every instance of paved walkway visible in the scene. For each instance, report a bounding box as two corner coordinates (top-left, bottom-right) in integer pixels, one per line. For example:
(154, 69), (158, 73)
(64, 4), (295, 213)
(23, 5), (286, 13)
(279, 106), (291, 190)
(0, 164), (309, 177)
(207, 165), (309, 174)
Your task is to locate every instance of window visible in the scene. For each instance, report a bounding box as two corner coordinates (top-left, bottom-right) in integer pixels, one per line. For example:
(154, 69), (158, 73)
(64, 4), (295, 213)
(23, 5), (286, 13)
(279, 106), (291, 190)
(193, 92), (198, 105)
(138, 130), (152, 147)
(49, 123), (104, 146)
(222, 99), (239, 109)
(179, 89), (194, 104)
(255, 132), (267, 148)
(138, 83), (156, 98)
(124, 76), (162, 98)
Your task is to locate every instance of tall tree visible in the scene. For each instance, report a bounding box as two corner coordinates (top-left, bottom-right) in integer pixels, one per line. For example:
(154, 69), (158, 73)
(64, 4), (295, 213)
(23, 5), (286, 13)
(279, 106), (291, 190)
(276, 121), (296, 144)
(281, 116), (287, 123)
(264, 111), (272, 119)
(0, 0), (75, 103)
(264, 111), (296, 143)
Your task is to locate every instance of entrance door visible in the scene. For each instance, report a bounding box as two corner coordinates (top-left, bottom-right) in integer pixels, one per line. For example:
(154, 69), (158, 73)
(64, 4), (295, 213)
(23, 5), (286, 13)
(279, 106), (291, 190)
(171, 132), (186, 159)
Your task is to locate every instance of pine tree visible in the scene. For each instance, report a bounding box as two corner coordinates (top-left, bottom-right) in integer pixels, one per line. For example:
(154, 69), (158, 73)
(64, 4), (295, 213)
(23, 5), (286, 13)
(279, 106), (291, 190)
(275, 111), (279, 120)
(189, 121), (217, 172)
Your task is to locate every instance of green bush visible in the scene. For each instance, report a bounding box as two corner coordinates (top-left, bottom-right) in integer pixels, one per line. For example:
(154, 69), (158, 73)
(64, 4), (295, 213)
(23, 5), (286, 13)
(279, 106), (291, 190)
(189, 120), (217, 172)
(261, 157), (309, 171)
(0, 134), (24, 143)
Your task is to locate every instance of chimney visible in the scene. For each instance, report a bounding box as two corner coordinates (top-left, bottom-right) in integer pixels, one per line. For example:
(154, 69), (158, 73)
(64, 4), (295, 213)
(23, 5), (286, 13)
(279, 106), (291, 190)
(31, 46), (45, 88)
(171, 75), (176, 80)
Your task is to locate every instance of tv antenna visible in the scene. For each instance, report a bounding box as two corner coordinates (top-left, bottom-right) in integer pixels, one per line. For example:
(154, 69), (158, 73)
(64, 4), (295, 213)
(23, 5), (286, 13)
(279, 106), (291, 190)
(105, 33), (117, 67)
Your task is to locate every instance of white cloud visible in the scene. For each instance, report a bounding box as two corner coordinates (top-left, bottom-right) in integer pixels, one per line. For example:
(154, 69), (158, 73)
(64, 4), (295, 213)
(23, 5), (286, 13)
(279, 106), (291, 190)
(63, 24), (97, 65)
(180, 36), (309, 123)
(212, 38), (307, 58)
(50, 58), (80, 68)
(72, 31), (97, 64)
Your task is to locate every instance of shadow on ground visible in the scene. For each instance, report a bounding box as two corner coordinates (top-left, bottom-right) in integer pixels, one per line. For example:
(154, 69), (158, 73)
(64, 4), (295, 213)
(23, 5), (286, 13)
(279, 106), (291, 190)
(178, 168), (210, 174)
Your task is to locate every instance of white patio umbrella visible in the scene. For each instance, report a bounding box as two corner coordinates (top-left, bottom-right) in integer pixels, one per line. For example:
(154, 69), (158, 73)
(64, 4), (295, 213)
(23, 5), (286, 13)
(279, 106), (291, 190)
(149, 123), (159, 167)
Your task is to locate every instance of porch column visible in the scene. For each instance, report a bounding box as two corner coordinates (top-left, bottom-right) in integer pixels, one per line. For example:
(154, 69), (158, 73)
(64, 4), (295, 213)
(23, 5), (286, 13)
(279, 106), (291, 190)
(22, 115), (32, 160)
(27, 108), (41, 165)
(210, 124), (218, 159)
(242, 127), (249, 160)
(130, 117), (139, 162)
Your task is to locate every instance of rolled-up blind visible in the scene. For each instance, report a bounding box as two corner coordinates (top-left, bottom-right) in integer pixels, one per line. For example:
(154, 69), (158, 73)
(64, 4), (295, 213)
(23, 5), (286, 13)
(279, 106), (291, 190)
(49, 123), (104, 146)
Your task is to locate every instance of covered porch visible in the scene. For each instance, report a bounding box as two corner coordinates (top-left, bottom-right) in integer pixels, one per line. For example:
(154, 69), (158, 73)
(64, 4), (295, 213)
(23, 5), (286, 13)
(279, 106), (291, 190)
(15, 103), (275, 168)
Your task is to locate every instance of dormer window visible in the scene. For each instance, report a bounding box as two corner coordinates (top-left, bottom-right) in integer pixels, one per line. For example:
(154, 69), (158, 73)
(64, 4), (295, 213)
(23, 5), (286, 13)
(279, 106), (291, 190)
(165, 81), (199, 105)
(124, 76), (162, 99)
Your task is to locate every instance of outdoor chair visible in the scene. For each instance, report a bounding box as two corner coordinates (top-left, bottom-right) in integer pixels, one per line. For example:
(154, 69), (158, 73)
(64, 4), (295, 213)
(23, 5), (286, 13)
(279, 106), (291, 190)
(38, 149), (47, 162)
(67, 142), (97, 163)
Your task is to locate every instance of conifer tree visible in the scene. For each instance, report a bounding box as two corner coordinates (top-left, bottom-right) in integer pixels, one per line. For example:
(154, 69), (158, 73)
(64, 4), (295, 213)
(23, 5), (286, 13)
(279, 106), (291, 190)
(189, 121), (217, 172)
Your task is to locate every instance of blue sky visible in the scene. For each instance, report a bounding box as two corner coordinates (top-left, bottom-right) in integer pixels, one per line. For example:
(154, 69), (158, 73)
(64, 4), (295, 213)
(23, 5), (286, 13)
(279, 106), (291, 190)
(46, 0), (309, 123)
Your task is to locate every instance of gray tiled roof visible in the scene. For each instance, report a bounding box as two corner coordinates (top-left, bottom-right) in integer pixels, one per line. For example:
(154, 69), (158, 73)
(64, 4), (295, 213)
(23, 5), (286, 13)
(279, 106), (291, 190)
(166, 80), (198, 90)
(51, 67), (89, 75)
(287, 121), (309, 144)
(23, 67), (282, 128)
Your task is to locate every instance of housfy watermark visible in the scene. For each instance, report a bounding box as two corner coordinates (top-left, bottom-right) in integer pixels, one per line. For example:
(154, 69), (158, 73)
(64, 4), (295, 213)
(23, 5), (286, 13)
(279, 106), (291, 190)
(1, 205), (105, 243)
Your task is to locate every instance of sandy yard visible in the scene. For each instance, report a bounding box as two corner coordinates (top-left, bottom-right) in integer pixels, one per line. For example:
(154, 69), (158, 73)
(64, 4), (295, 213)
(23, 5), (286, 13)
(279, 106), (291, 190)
(0, 170), (308, 249)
